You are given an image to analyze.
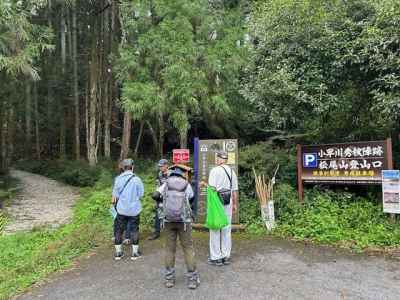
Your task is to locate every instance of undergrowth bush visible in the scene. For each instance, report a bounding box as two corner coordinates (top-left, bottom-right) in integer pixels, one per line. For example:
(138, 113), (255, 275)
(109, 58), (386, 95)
(15, 159), (117, 187)
(239, 142), (297, 198)
(274, 185), (400, 250)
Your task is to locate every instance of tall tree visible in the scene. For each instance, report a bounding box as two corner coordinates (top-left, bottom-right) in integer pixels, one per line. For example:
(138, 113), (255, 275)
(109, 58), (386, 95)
(0, 0), (52, 174)
(71, 3), (80, 160)
(243, 0), (400, 142)
(117, 0), (247, 151)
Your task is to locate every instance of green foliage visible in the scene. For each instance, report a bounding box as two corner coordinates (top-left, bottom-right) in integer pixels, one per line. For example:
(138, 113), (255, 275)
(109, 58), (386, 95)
(15, 159), (117, 187)
(239, 194), (266, 235)
(239, 178), (400, 249)
(274, 185), (400, 250)
(117, 0), (248, 141)
(240, 142), (297, 184)
(0, 187), (110, 299)
(0, 1), (53, 79)
(243, 0), (400, 140)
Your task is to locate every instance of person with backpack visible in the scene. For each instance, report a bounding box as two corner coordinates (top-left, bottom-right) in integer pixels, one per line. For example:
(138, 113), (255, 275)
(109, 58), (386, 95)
(112, 158), (144, 260)
(207, 151), (238, 266)
(148, 159), (170, 240)
(152, 167), (200, 289)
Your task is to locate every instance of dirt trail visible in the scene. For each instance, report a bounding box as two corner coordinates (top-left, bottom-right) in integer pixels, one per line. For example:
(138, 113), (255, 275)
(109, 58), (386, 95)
(3, 170), (79, 233)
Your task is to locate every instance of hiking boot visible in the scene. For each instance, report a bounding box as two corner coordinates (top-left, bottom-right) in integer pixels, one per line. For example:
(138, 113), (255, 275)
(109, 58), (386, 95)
(165, 279), (175, 288)
(164, 268), (175, 288)
(148, 232), (160, 240)
(131, 251), (142, 260)
(114, 251), (124, 261)
(208, 258), (223, 266)
(187, 272), (200, 290)
(222, 257), (231, 265)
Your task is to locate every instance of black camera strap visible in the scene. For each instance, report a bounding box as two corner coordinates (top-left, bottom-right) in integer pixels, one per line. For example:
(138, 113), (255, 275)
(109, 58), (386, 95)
(114, 174), (135, 213)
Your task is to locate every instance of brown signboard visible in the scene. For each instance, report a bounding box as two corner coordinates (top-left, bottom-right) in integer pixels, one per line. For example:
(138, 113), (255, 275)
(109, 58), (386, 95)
(297, 139), (393, 200)
(195, 139), (239, 223)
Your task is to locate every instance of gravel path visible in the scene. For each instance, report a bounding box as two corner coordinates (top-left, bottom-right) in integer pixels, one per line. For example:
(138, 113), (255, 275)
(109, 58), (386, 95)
(4, 170), (79, 233)
(18, 235), (400, 300)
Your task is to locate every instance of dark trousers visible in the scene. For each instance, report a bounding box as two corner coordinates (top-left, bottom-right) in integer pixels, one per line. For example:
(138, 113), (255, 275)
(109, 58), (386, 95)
(154, 206), (161, 234)
(164, 222), (196, 273)
(114, 214), (140, 245)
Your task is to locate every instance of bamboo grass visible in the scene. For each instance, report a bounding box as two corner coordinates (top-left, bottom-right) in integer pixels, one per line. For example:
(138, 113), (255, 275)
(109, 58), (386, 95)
(253, 168), (273, 207)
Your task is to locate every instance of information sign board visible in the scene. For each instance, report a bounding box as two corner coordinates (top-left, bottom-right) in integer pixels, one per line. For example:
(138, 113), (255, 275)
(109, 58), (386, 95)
(382, 170), (400, 214)
(194, 139), (239, 223)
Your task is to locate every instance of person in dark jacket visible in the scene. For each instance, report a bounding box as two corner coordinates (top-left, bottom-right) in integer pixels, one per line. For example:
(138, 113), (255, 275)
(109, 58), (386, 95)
(152, 167), (200, 289)
(148, 159), (170, 240)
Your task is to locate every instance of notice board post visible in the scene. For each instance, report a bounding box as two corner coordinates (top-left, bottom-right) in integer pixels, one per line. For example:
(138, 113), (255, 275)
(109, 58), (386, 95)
(386, 139), (395, 221)
(297, 144), (304, 203)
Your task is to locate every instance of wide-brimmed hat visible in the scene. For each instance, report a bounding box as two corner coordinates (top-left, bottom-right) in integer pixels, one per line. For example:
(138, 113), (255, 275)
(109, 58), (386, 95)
(216, 151), (228, 159)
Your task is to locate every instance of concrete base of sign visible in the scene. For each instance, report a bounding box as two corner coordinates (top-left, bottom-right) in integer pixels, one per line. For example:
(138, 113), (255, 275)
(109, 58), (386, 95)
(192, 223), (246, 231)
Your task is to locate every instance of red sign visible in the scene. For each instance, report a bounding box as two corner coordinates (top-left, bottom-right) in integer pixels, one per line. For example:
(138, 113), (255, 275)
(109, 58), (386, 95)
(173, 149), (190, 164)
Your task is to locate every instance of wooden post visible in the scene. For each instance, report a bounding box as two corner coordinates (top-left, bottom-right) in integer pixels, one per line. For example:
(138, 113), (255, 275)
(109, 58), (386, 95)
(297, 144), (304, 203)
(386, 138), (393, 169)
(386, 138), (396, 222)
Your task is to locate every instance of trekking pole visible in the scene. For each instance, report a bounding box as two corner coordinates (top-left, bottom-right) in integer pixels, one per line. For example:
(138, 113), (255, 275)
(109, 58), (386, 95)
(271, 164), (280, 202)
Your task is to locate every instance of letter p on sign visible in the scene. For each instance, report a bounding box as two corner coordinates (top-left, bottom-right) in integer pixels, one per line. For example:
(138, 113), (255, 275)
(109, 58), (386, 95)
(303, 153), (317, 168)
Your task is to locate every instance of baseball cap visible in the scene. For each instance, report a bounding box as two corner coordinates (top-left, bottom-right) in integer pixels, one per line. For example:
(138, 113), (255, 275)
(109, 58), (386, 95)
(216, 151), (228, 159)
(121, 158), (134, 167)
(158, 159), (169, 167)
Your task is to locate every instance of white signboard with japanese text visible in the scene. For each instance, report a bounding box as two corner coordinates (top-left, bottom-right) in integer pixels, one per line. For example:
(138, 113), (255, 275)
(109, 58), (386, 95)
(382, 170), (400, 214)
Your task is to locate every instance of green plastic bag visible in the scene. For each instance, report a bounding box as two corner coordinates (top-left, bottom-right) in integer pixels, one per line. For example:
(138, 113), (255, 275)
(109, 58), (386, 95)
(205, 187), (229, 230)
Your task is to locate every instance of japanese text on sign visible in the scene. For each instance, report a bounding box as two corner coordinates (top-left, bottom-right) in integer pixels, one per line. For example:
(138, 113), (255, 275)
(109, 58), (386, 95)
(299, 140), (391, 184)
(172, 149), (190, 164)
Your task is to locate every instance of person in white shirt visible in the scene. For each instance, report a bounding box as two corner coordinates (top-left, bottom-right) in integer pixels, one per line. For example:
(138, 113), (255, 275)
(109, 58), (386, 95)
(206, 151), (239, 266)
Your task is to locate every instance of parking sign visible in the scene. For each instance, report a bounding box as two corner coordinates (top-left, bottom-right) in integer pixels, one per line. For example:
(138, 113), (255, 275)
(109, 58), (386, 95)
(303, 153), (318, 168)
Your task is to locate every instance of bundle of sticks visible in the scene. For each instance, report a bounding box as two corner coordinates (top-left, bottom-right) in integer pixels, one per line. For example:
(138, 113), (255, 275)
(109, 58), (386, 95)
(253, 168), (273, 207)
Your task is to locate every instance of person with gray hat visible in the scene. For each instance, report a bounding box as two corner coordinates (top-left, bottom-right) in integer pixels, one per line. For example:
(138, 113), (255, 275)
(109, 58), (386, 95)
(148, 159), (170, 240)
(152, 166), (200, 289)
(112, 158), (144, 260)
(206, 151), (238, 266)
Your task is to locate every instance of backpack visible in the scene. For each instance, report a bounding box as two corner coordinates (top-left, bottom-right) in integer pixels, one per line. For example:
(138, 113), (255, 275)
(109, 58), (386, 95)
(163, 176), (192, 223)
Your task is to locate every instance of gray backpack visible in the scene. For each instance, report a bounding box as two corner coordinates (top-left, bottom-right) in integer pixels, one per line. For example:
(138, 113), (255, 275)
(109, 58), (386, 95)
(163, 176), (192, 223)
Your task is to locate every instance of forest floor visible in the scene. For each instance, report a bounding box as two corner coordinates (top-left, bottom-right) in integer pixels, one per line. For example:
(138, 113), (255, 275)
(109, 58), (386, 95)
(3, 170), (79, 233)
(17, 234), (400, 300)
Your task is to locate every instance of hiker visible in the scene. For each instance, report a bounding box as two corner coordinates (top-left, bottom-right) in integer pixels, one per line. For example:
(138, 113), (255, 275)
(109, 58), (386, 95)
(152, 167), (200, 289)
(112, 158), (144, 260)
(207, 151), (238, 266)
(148, 159), (170, 240)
